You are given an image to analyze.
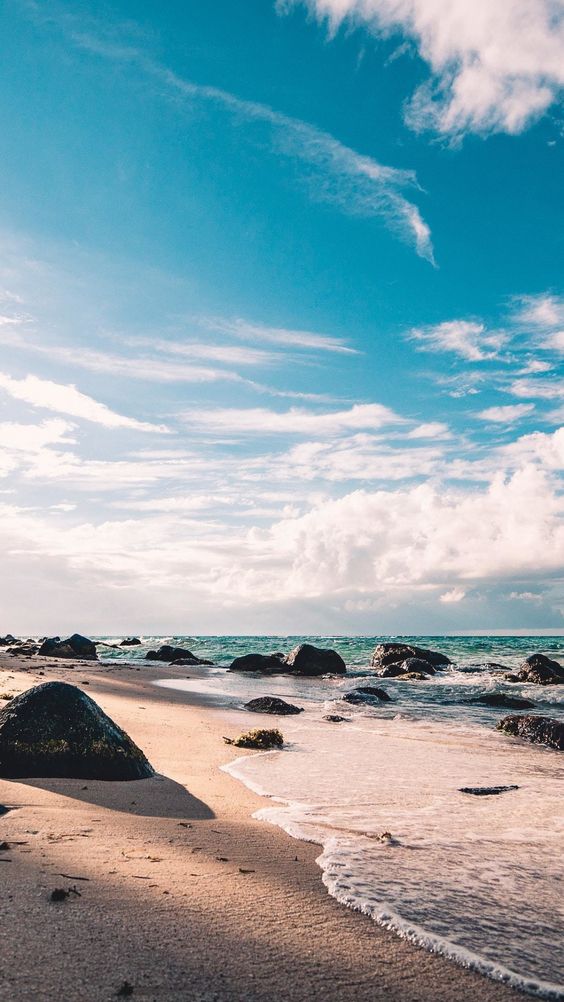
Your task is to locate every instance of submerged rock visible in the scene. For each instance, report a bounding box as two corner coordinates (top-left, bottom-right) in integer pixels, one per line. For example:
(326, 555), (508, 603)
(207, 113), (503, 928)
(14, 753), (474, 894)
(399, 671), (430, 681)
(145, 645), (213, 665)
(505, 653), (564, 686)
(323, 714), (348, 722)
(497, 714), (564, 751)
(343, 686), (392, 705)
(284, 643), (346, 676)
(38, 634), (97, 661)
(0, 681), (154, 779)
(224, 728), (284, 750)
(120, 638), (142, 647)
(460, 785), (519, 796)
(244, 696), (303, 715)
(371, 644), (449, 674)
(470, 693), (536, 710)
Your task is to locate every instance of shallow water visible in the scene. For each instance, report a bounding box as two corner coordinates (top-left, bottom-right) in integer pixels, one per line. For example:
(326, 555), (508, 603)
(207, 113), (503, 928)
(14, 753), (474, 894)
(104, 634), (564, 998)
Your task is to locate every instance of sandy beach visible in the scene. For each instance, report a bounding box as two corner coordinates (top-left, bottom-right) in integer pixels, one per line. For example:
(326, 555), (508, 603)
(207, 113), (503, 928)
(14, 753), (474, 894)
(0, 651), (526, 1002)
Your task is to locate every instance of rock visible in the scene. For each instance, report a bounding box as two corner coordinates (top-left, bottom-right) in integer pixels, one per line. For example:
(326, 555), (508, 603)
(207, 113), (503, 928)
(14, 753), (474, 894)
(506, 653), (564, 686)
(497, 714), (564, 751)
(470, 693), (535, 710)
(38, 634), (98, 661)
(0, 635), (16, 646)
(399, 671), (431, 680)
(375, 657), (436, 678)
(343, 686), (392, 705)
(229, 653), (286, 674)
(284, 644), (346, 676)
(7, 643), (39, 657)
(120, 638), (142, 647)
(224, 728), (284, 750)
(323, 714), (348, 722)
(371, 643), (450, 672)
(460, 785), (519, 796)
(145, 645), (212, 665)
(244, 696), (303, 715)
(0, 681), (154, 779)
(459, 662), (506, 673)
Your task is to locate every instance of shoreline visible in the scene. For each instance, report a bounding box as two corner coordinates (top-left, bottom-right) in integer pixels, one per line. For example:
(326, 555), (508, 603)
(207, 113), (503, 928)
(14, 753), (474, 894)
(0, 654), (525, 1001)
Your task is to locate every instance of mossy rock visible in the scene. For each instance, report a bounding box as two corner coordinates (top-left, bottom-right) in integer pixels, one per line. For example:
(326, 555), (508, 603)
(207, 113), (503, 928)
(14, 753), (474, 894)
(225, 728), (284, 750)
(0, 681), (154, 780)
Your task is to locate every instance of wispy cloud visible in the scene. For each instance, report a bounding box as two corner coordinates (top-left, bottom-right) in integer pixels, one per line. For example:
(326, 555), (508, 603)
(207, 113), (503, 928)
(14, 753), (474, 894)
(0, 371), (168, 432)
(289, 0), (564, 139)
(181, 402), (401, 435)
(410, 319), (508, 361)
(197, 317), (359, 354)
(26, 3), (434, 262)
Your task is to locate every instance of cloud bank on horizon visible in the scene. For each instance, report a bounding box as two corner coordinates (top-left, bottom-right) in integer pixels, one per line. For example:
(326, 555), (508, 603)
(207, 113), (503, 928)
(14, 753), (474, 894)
(0, 0), (562, 632)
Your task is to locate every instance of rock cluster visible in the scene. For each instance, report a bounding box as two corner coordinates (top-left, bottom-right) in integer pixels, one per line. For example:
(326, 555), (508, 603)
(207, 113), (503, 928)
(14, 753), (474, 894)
(505, 653), (564, 686)
(38, 634), (98, 661)
(0, 681), (154, 779)
(230, 643), (346, 677)
(370, 643), (450, 679)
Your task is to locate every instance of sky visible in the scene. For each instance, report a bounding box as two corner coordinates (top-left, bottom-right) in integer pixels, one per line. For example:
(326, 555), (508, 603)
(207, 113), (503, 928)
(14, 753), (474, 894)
(0, 0), (563, 635)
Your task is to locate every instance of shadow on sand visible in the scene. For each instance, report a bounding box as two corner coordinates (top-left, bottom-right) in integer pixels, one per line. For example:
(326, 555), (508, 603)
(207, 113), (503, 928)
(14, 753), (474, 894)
(13, 773), (214, 820)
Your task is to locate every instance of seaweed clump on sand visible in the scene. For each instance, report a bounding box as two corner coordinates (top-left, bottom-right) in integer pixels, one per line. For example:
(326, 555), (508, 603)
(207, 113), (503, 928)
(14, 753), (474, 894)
(224, 728), (284, 750)
(0, 681), (155, 780)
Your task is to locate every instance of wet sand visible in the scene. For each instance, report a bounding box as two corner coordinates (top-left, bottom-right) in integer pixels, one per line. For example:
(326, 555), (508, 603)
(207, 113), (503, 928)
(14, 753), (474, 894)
(0, 653), (523, 1001)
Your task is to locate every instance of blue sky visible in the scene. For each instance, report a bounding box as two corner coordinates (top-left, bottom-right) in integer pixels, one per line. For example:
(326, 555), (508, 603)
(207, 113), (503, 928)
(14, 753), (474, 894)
(0, 0), (563, 634)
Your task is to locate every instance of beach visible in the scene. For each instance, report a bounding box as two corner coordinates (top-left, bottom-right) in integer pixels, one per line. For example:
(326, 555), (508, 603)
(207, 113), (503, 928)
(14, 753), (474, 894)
(0, 649), (529, 1002)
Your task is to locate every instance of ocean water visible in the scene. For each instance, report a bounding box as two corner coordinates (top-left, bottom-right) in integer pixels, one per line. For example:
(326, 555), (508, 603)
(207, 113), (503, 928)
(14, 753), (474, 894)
(100, 636), (564, 998)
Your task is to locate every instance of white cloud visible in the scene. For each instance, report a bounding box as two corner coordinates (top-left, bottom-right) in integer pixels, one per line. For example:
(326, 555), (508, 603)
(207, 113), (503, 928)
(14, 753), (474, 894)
(515, 293), (564, 330)
(509, 376), (564, 399)
(125, 337), (279, 367)
(0, 418), (75, 452)
(440, 587), (466, 603)
(290, 0), (564, 138)
(407, 421), (451, 439)
(476, 403), (535, 423)
(410, 319), (508, 360)
(266, 434), (443, 481)
(182, 402), (401, 435)
(0, 372), (168, 433)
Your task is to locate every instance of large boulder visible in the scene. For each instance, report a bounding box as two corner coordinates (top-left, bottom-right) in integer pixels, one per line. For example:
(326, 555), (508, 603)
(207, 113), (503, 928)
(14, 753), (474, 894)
(0, 682), (154, 779)
(343, 686), (392, 705)
(497, 714), (564, 751)
(145, 645), (213, 665)
(284, 644), (346, 676)
(0, 635), (16, 647)
(244, 696), (303, 715)
(120, 638), (142, 647)
(38, 634), (98, 661)
(505, 653), (564, 686)
(376, 656), (435, 678)
(229, 653), (286, 674)
(371, 643), (450, 672)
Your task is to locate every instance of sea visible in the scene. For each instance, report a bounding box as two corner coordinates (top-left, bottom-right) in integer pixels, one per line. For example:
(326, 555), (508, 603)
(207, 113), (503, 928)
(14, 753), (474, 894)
(99, 635), (564, 999)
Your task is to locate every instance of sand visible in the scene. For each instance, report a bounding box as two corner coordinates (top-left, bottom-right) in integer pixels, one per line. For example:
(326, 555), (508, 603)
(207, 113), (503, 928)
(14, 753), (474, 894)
(0, 653), (523, 1002)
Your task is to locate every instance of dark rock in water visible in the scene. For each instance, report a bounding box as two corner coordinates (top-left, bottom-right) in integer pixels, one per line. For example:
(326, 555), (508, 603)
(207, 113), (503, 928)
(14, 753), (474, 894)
(460, 662), (506, 673)
(399, 671), (430, 681)
(497, 714), (564, 750)
(343, 686), (392, 705)
(229, 653), (286, 674)
(460, 785), (519, 796)
(244, 696), (303, 715)
(284, 643), (346, 676)
(0, 635), (16, 647)
(38, 634), (97, 661)
(470, 693), (536, 710)
(323, 714), (348, 722)
(506, 653), (564, 686)
(145, 645), (212, 665)
(0, 681), (154, 779)
(371, 643), (450, 672)
(8, 643), (39, 657)
(120, 638), (142, 647)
